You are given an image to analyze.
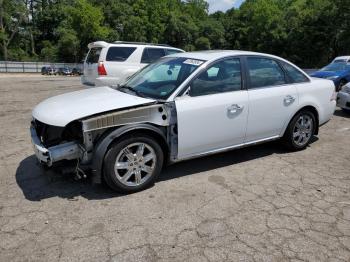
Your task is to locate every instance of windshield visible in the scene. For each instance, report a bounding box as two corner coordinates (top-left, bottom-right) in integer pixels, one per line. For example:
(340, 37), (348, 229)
(321, 62), (350, 72)
(121, 57), (204, 99)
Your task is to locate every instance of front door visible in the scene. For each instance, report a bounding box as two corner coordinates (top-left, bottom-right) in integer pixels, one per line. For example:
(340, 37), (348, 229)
(175, 58), (249, 159)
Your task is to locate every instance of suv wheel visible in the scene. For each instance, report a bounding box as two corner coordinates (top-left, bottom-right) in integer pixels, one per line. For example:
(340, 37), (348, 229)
(284, 110), (316, 151)
(342, 108), (350, 114)
(103, 135), (164, 193)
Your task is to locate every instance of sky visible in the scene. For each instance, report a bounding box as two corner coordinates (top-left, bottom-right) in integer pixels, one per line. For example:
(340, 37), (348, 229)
(207, 0), (245, 13)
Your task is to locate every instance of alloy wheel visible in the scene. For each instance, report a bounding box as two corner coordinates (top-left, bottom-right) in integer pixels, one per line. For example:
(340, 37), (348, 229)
(292, 114), (313, 147)
(114, 142), (157, 187)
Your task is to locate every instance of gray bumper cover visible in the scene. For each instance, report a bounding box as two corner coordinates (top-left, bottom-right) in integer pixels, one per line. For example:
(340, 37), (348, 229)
(30, 127), (82, 166)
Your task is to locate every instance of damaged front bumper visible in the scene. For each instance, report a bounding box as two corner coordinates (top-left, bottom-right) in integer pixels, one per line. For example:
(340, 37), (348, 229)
(30, 126), (82, 166)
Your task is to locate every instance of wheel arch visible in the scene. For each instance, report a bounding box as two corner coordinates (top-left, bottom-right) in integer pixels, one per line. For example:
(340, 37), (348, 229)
(283, 105), (320, 137)
(90, 123), (168, 184)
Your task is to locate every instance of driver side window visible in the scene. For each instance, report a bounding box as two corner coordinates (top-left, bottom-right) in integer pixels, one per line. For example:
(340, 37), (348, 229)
(190, 58), (242, 97)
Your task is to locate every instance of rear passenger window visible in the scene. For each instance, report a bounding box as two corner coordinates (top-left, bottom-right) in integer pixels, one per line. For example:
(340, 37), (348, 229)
(141, 48), (166, 64)
(282, 62), (309, 83)
(86, 48), (102, 64)
(106, 47), (137, 61)
(247, 57), (287, 88)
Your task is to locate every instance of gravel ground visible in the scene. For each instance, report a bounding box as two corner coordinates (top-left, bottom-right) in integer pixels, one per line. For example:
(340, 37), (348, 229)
(0, 75), (350, 262)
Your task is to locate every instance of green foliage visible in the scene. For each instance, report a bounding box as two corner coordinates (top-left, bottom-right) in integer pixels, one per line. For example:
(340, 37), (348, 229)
(195, 37), (211, 50)
(40, 40), (58, 62)
(1, 0), (350, 68)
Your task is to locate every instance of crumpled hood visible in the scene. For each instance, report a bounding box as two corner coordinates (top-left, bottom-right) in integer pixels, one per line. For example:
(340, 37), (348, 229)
(310, 70), (345, 78)
(32, 86), (155, 127)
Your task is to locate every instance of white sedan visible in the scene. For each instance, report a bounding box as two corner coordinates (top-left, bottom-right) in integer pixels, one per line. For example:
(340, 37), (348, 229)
(31, 51), (336, 193)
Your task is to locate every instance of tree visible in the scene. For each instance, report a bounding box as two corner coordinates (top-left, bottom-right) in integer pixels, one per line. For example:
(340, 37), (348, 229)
(0, 0), (26, 60)
(40, 40), (57, 61)
(53, 0), (110, 62)
(195, 36), (210, 50)
(1, 0), (349, 68)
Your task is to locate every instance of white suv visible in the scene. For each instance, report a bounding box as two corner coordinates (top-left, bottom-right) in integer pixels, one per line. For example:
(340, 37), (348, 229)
(81, 41), (184, 87)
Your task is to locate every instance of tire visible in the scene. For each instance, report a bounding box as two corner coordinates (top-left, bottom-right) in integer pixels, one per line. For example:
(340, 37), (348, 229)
(103, 134), (164, 193)
(337, 79), (347, 92)
(342, 108), (350, 114)
(283, 110), (316, 151)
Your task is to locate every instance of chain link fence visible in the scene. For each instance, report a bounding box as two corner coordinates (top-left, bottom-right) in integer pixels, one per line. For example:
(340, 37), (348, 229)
(0, 61), (83, 73)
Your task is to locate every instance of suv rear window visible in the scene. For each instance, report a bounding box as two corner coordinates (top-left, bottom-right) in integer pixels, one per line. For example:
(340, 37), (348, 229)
(106, 47), (137, 62)
(141, 48), (166, 64)
(86, 47), (102, 64)
(165, 49), (182, 55)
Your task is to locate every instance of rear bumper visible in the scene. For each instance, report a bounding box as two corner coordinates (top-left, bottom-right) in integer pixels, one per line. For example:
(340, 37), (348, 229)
(81, 75), (95, 87)
(30, 127), (82, 166)
(337, 91), (350, 110)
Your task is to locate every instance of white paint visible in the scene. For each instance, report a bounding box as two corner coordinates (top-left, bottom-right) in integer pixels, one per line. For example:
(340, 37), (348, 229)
(245, 84), (299, 142)
(32, 87), (155, 127)
(175, 91), (249, 158)
(82, 42), (184, 87)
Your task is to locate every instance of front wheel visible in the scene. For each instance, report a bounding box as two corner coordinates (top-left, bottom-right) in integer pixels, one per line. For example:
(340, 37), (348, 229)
(283, 110), (316, 151)
(103, 135), (164, 193)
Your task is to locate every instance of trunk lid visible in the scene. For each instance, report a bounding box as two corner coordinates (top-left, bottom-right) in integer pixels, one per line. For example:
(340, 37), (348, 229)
(83, 41), (108, 86)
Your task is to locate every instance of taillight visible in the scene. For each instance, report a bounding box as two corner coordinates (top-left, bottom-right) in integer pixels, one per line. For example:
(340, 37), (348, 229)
(331, 90), (337, 101)
(98, 61), (107, 75)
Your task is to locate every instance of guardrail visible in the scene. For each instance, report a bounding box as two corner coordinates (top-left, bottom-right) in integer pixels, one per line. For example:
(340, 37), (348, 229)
(0, 60), (317, 75)
(0, 61), (83, 73)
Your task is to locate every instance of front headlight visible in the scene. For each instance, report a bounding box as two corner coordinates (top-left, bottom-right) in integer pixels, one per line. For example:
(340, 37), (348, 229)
(326, 76), (339, 80)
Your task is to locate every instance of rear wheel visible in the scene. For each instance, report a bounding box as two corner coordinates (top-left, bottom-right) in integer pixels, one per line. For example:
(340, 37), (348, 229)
(103, 135), (164, 193)
(342, 108), (350, 114)
(283, 110), (316, 151)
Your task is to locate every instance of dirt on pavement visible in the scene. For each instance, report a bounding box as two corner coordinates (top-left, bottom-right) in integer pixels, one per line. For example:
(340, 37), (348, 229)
(0, 76), (350, 262)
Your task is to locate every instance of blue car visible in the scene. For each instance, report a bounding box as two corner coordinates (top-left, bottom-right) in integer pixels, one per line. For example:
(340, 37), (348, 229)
(311, 61), (350, 91)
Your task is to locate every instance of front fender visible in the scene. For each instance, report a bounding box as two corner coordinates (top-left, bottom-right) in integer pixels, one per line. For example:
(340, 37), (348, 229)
(90, 123), (167, 183)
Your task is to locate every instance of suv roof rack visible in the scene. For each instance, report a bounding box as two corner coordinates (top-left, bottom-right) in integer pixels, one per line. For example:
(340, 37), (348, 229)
(113, 41), (171, 47)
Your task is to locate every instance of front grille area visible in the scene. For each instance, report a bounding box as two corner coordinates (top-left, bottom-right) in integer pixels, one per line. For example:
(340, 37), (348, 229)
(32, 119), (64, 147)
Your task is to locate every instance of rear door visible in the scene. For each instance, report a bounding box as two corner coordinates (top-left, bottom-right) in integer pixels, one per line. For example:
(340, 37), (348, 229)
(104, 46), (139, 83)
(83, 47), (103, 86)
(244, 56), (299, 142)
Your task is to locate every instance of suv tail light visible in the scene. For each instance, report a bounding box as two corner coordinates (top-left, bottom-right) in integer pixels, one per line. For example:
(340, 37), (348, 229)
(98, 61), (107, 75)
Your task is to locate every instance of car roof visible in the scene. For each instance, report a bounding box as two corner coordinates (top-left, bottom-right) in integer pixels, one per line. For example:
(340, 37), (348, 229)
(166, 50), (290, 63)
(88, 41), (183, 51)
(333, 56), (350, 61)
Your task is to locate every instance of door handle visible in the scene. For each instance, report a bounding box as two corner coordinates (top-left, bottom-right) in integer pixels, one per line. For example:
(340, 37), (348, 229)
(284, 95), (296, 105)
(227, 104), (244, 114)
